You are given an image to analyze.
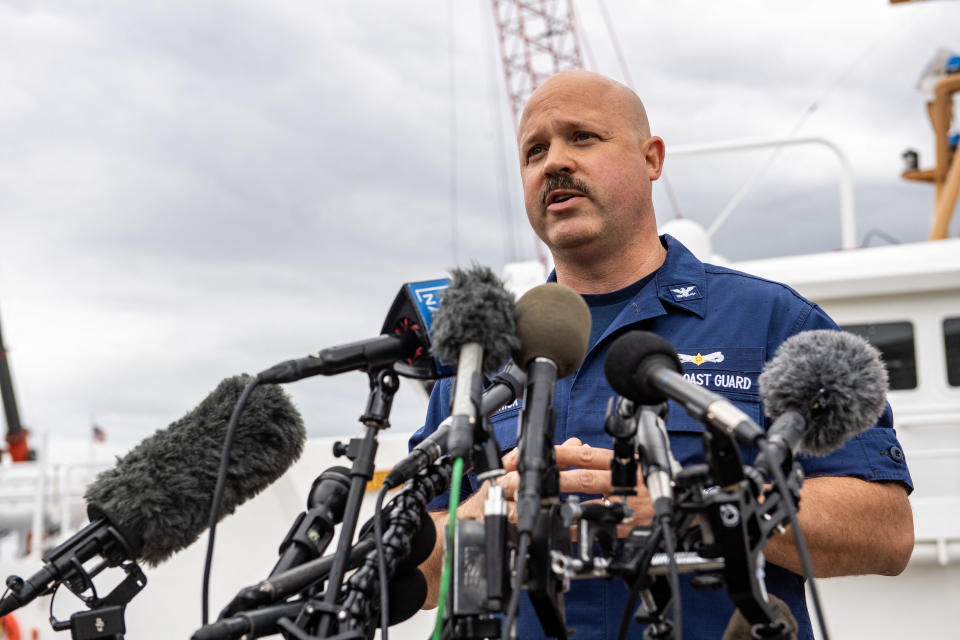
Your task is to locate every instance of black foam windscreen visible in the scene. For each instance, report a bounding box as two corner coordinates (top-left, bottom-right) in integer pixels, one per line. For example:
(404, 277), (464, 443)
(430, 265), (519, 375)
(85, 375), (306, 566)
(386, 568), (428, 625)
(357, 506), (437, 573)
(759, 329), (888, 456)
(604, 330), (682, 404)
(514, 283), (591, 378)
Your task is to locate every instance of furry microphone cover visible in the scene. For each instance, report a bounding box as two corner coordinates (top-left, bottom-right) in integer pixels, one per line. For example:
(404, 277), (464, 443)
(430, 264), (519, 375)
(759, 329), (888, 457)
(85, 375), (306, 566)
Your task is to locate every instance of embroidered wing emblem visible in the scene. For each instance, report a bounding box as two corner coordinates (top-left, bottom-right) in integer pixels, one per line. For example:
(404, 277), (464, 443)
(671, 286), (697, 299)
(678, 351), (725, 366)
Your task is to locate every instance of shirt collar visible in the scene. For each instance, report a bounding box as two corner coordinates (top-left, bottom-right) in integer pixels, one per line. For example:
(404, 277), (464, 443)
(654, 234), (707, 319)
(545, 233), (707, 320)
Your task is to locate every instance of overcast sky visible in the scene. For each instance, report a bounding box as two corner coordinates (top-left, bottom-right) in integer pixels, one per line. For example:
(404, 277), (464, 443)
(0, 0), (957, 448)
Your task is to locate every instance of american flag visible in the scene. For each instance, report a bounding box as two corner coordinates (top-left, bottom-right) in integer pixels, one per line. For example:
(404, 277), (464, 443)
(92, 423), (106, 443)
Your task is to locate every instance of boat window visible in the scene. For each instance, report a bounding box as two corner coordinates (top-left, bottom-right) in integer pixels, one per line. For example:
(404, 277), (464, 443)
(840, 322), (917, 391)
(945, 317), (960, 387)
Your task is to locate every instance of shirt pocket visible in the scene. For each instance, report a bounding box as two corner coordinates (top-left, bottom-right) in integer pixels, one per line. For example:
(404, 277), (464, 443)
(667, 346), (764, 433)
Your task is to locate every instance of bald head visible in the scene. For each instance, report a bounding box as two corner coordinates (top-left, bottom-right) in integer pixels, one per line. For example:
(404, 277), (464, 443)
(519, 71), (651, 143)
(514, 69), (666, 292)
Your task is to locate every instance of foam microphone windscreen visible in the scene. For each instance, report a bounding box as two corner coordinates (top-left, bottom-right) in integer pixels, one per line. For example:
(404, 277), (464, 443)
(604, 330), (682, 404)
(721, 594), (798, 640)
(387, 568), (429, 625)
(514, 283), (591, 378)
(430, 265), (519, 375)
(85, 375), (306, 566)
(357, 506), (437, 573)
(759, 329), (888, 456)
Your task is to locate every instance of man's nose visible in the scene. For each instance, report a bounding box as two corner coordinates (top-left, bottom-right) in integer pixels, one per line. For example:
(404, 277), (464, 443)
(543, 142), (575, 175)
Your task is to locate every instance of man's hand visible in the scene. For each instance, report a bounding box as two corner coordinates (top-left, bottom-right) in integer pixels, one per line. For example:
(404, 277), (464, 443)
(501, 437), (655, 535)
(420, 437), (658, 608)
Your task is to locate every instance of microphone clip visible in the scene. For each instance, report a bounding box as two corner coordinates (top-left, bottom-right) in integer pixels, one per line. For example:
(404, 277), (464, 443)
(48, 560), (147, 640)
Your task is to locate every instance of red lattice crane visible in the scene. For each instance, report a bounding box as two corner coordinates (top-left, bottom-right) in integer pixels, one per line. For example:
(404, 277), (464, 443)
(490, 0), (585, 130)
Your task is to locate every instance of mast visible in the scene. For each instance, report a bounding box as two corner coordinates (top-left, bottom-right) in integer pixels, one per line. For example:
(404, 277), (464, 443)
(0, 303), (29, 461)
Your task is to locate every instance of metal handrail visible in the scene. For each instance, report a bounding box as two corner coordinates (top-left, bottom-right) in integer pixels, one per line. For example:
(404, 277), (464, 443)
(668, 136), (857, 249)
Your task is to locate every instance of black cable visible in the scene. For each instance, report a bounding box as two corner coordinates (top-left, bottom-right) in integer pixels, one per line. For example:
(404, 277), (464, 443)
(616, 525), (663, 640)
(767, 455), (830, 640)
(504, 532), (530, 640)
(201, 376), (259, 625)
(659, 517), (681, 640)
(374, 484), (390, 640)
(339, 461), (452, 631)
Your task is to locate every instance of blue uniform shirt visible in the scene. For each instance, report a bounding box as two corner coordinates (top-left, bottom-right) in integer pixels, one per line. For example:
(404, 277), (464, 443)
(409, 235), (913, 640)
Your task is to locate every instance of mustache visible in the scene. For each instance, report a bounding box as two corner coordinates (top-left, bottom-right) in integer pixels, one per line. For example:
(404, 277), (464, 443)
(539, 174), (591, 206)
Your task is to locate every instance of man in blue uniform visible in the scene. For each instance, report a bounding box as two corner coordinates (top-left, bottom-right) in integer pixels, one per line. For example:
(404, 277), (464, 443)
(412, 70), (914, 639)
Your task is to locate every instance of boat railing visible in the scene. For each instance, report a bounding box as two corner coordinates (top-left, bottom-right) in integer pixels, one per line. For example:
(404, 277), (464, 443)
(668, 136), (857, 250)
(0, 456), (111, 561)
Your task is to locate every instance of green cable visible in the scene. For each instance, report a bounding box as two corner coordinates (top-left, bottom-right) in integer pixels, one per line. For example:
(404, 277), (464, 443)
(432, 456), (465, 640)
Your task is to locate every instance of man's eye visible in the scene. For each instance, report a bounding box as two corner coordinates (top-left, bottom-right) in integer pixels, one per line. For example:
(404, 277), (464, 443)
(527, 144), (546, 159)
(574, 132), (596, 142)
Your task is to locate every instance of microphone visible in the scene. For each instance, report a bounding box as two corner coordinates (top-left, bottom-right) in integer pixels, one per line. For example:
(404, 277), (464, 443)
(220, 501), (438, 617)
(430, 265), (518, 459)
(384, 567), (429, 625)
(383, 361), (527, 490)
(635, 404), (676, 518)
(357, 506), (437, 573)
(256, 278), (452, 383)
(513, 283), (591, 534)
(0, 376), (306, 616)
(268, 466), (351, 578)
(197, 571), (427, 640)
(192, 600), (305, 640)
(604, 331), (765, 445)
(755, 329), (888, 474)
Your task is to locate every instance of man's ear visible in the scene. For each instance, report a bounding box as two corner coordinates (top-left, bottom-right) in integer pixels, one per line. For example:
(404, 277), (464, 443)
(644, 136), (665, 180)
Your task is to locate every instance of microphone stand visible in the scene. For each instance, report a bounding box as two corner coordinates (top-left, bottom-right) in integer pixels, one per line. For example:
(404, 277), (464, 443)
(303, 366), (400, 639)
(695, 430), (798, 640)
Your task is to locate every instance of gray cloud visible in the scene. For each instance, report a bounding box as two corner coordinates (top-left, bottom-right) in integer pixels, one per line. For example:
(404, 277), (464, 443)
(0, 0), (956, 445)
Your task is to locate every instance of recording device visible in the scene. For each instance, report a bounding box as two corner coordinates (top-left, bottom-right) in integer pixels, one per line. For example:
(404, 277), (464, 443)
(0, 376), (306, 617)
(256, 278), (452, 383)
(384, 361), (527, 490)
(756, 329), (889, 475)
(430, 265), (519, 459)
(604, 331), (765, 445)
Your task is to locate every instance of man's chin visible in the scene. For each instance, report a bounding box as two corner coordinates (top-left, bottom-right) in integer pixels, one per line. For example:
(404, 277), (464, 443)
(545, 234), (609, 262)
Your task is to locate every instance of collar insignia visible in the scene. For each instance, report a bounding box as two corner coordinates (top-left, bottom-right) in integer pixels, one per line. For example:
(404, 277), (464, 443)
(669, 284), (701, 302)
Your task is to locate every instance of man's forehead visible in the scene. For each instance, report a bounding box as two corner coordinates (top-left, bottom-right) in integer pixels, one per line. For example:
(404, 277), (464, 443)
(518, 108), (609, 144)
(522, 79), (614, 122)
(518, 73), (644, 140)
